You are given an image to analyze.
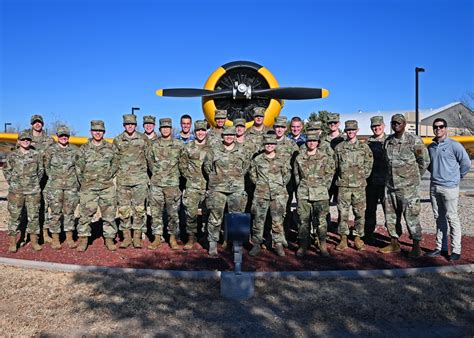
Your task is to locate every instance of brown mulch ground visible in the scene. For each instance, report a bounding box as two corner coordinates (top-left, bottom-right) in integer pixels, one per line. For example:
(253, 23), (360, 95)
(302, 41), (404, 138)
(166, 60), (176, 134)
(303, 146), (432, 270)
(1, 223), (472, 271)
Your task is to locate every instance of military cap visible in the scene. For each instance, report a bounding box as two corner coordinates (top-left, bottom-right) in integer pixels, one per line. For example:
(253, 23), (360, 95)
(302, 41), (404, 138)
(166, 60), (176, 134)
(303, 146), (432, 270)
(159, 118), (172, 128)
(56, 126), (70, 137)
(215, 109), (228, 120)
(273, 116), (287, 127)
(391, 114), (406, 123)
(344, 120), (358, 130)
(18, 129), (32, 140)
(123, 114), (137, 124)
(262, 133), (277, 145)
(221, 126), (236, 135)
(306, 130), (320, 142)
(90, 120), (105, 131)
(143, 115), (156, 124)
(370, 116), (384, 127)
(233, 118), (246, 127)
(327, 113), (340, 123)
(253, 107), (265, 117)
(306, 120), (322, 131)
(194, 120), (207, 131)
(30, 114), (44, 125)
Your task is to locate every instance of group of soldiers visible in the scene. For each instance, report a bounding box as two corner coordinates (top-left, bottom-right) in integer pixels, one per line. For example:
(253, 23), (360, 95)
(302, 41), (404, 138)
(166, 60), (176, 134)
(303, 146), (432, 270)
(4, 108), (431, 258)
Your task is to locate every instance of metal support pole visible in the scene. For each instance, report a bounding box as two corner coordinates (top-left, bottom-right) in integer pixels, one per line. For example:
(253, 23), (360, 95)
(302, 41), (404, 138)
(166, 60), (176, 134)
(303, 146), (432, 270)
(415, 67), (425, 136)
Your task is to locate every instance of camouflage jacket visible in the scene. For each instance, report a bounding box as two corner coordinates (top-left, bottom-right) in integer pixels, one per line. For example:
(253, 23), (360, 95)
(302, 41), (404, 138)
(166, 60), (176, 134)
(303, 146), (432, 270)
(76, 139), (118, 190)
(276, 137), (300, 163)
(146, 138), (183, 187)
(179, 140), (211, 191)
(44, 143), (79, 190)
(367, 134), (388, 186)
(334, 138), (373, 188)
(300, 139), (334, 158)
(245, 126), (269, 147)
(384, 132), (430, 190)
(294, 148), (335, 201)
(203, 143), (250, 193)
(237, 138), (261, 160)
(322, 133), (345, 150)
(250, 152), (291, 200)
(4, 148), (44, 194)
(206, 128), (224, 148)
(113, 131), (149, 186)
(31, 131), (55, 155)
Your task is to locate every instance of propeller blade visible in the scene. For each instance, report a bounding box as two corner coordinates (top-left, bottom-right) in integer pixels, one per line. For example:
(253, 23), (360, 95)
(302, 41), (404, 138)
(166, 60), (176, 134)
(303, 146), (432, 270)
(253, 87), (329, 100)
(156, 88), (215, 97)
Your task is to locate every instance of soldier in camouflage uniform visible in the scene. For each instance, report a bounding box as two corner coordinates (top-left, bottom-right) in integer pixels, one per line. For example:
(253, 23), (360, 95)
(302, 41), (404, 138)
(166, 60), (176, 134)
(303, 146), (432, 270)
(234, 118), (260, 158)
(4, 130), (44, 252)
(178, 120), (211, 250)
(334, 120), (373, 251)
(364, 116), (388, 243)
(113, 114), (149, 249)
(379, 114), (430, 257)
(245, 107), (269, 147)
(207, 109), (227, 148)
(248, 134), (291, 257)
(143, 115), (159, 141)
(76, 120), (118, 252)
(294, 131), (335, 257)
(203, 126), (250, 256)
(43, 126), (79, 250)
(30, 114), (55, 243)
(146, 118), (184, 250)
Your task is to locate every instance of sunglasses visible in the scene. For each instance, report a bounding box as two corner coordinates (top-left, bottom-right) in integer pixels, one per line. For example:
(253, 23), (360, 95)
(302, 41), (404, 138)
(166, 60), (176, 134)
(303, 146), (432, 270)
(328, 121), (338, 125)
(391, 121), (401, 125)
(433, 125), (446, 130)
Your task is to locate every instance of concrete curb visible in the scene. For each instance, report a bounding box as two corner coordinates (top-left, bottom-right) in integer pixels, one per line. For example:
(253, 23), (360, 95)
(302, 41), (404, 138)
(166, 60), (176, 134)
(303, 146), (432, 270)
(0, 256), (472, 281)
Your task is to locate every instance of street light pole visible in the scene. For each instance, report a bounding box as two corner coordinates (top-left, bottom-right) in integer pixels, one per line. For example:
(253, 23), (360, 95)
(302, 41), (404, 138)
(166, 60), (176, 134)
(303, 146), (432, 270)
(131, 107), (140, 115)
(4, 123), (12, 133)
(415, 67), (425, 136)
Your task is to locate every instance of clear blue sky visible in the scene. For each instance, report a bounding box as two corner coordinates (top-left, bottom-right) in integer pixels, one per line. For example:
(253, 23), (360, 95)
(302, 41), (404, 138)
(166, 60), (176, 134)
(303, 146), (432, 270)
(1, 0), (473, 136)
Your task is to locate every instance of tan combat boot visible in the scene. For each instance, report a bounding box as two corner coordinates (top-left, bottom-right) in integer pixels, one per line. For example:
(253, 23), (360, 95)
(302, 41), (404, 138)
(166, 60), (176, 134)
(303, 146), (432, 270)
(132, 230), (143, 249)
(169, 234), (179, 250)
(319, 240), (330, 257)
(43, 228), (52, 243)
(296, 241), (309, 257)
(76, 236), (88, 252)
(30, 234), (42, 251)
(51, 233), (61, 250)
(335, 235), (348, 251)
(379, 238), (401, 254)
(354, 236), (365, 251)
(148, 236), (162, 250)
(105, 238), (117, 251)
(120, 229), (132, 249)
(183, 233), (196, 250)
(275, 243), (285, 257)
(208, 241), (218, 256)
(8, 235), (17, 253)
(65, 231), (77, 249)
(408, 240), (421, 258)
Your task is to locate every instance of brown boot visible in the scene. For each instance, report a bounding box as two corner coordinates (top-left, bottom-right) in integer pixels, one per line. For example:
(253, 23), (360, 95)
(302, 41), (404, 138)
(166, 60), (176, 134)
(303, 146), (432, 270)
(275, 243), (285, 257)
(335, 235), (348, 251)
(169, 234), (179, 250)
(148, 236), (162, 250)
(30, 234), (42, 251)
(8, 235), (17, 253)
(65, 231), (77, 249)
(319, 240), (330, 257)
(132, 230), (143, 249)
(183, 233), (196, 250)
(43, 228), (52, 243)
(120, 229), (132, 249)
(76, 236), (88, 252)
(105, 238), (117, 251)
(408, 240), (421, 258)
(51, 233), (61, 250)
(379, 238), (401, 254)
(296, 241), (309, 257)
(354, 236), (365, 251)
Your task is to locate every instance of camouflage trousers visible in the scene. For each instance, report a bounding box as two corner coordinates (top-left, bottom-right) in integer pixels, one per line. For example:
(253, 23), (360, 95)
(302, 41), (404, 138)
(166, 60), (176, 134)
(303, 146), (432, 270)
(46, 188), (79, 233)
(385, 186), (422, 241)
(364, 184), (386, 236)
(251, 194), (286, 245)
(117, 183), (147, 232)
(149, 185), (181, 236)
(182, 188), (206, 235)
(7, 191), (41, 236)
(77, 186), (117, 238)
(337, 186), (366, 237)
(206, 190), (247, 243)
(297, 199), (329, 243)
